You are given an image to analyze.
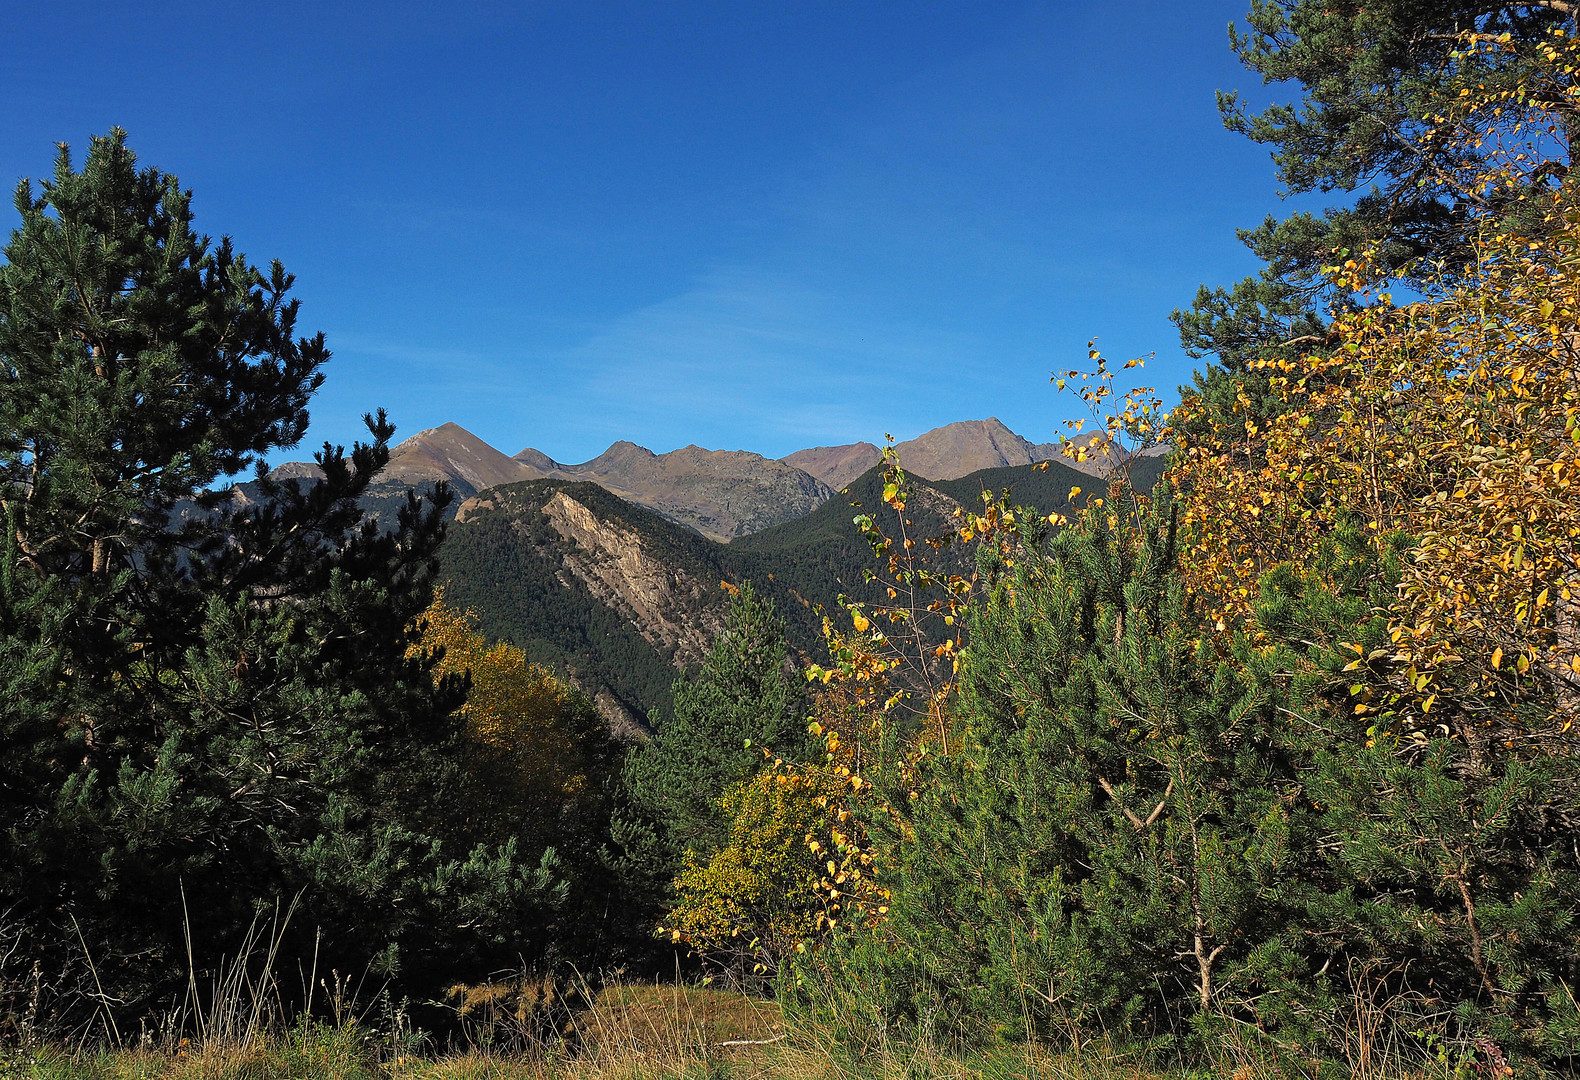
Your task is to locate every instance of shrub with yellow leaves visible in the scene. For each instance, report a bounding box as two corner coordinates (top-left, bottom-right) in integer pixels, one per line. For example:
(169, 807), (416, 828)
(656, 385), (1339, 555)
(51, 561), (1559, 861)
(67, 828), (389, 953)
(411, 591), (622, 855)
(1174, 214), (1580, 744)
(661, 685), (893, 982)
(661, 766), (832, 981)
(1171, 29), (1580, 745)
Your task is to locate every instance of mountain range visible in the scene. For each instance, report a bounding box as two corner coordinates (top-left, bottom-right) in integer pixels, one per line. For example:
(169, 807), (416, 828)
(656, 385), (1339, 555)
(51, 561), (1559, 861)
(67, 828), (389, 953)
(260, 416), (1167, 734)
(271, 416), (1151, 542)
(438, 455), (1167, 735)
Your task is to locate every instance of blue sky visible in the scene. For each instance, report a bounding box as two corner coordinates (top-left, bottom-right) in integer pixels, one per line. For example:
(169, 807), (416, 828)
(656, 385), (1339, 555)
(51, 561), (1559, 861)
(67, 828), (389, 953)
(1, 2), (1309, 466)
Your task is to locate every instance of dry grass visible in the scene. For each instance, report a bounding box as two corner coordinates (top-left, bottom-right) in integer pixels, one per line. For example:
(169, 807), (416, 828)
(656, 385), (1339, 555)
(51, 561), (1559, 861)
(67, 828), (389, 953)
(3, 983), (788, 1080)
(9, 1024), (375, 1080)
(0, 981), (1469, 1080)
(579, 983), (782, 1054)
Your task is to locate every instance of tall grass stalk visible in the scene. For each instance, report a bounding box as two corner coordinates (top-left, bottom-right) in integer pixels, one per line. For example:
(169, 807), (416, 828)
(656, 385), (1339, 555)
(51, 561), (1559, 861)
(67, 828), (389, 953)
(174, 890), (298, 1048)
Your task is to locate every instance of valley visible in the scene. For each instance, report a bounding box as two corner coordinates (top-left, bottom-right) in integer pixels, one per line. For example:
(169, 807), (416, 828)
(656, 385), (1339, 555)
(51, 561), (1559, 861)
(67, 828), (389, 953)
(238, 414), (1165, 734)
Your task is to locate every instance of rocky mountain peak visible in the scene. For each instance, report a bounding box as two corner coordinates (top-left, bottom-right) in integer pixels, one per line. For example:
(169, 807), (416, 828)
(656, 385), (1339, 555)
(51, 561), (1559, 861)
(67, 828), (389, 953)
(886, 417), (1038, 480)
(383, 421), (534, 494)
(512, 447), (560, 473)
(269, 415), (1127, 540)
(780, 441), (882, 490)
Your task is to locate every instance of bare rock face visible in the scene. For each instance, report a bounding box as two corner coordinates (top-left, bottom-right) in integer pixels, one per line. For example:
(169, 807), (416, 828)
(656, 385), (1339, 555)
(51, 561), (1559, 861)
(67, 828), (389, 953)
(780, 442), (882, 490)
(448, 481), (734, 736)
(537, 490), (722, 666)
(593, 688), (652, 741)
(273, 424), (834, 539)
(512, 442), (833, 541)
(453, 495), (495, 523)
(881, 418), (1157, 482)
(267, 460), (326, 483)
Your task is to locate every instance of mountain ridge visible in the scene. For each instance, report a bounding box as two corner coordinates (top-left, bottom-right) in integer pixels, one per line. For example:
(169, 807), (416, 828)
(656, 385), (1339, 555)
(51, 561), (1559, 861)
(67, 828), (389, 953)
(508, 441), (833, 541)
(270, 416), (1163, 540)
(771, 420), (1142, 490)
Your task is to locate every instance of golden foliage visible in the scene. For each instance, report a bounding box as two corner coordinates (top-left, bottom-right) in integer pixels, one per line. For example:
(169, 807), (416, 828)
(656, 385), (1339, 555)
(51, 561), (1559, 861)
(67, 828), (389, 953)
(792, 372), (1165, 950)
(1170, 34), (1580, 743)
(1419, 27), (1580, 217)
(803, 446), (982, 742)
(1050, 342), (1165, 481)
(804, 432), (1046, 752)
(662, 766), (831, 976)
(411, 592), (605, 845)
(793, 687), (892, 934)
(662, 686), (892, 974)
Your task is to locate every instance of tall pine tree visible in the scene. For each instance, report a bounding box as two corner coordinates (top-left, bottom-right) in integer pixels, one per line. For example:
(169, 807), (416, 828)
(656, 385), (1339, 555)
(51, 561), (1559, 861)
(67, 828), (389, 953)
(616, 583), (807, 916)
(817, 493), (1311, 1049)
(0, 131), (557, 1026)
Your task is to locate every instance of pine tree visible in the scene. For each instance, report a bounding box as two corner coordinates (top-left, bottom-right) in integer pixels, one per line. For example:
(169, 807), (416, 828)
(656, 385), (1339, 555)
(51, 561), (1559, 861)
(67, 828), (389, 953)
(0, 131), (554, 1025)
(828, 493), (1314, 1048)
(1174, 1), (1575, 440)
(812, 504), (1580, 1064)
(618, 583), (807, 902)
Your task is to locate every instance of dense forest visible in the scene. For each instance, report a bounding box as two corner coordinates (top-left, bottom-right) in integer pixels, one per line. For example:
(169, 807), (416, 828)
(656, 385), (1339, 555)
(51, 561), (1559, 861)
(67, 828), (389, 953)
(5, 4), (1580, 1078)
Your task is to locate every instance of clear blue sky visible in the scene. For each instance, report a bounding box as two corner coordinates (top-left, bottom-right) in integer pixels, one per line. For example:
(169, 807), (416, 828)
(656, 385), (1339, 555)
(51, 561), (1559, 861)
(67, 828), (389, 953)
(1, 2), (1308, 466)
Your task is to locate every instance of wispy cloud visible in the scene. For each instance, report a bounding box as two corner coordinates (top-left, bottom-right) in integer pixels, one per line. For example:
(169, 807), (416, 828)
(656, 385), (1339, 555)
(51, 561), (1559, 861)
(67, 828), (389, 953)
(550, 265), (1001, 454)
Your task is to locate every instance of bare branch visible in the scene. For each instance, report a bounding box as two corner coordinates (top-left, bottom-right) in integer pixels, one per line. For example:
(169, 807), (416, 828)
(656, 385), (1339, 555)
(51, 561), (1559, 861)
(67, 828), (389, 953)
(1097, 776), (1145, 830)
(1098, 776), (1174, 831)
(1142, 778), (1175, 829)
(716, 1035), (786, 1047)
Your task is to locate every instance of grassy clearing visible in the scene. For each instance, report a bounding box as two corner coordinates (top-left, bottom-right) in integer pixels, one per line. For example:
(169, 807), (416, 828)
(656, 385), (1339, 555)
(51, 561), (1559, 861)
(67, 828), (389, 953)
(0, 982), (1458, 1080)
(3, 984), (785, 1080)
(2, 1038), (1206, 1080)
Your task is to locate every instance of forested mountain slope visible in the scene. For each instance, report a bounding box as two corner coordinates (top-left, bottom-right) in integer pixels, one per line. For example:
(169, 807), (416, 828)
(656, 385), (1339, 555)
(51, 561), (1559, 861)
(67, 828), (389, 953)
(440, 456), (1157, 732)
(439, 481), (732, 736)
